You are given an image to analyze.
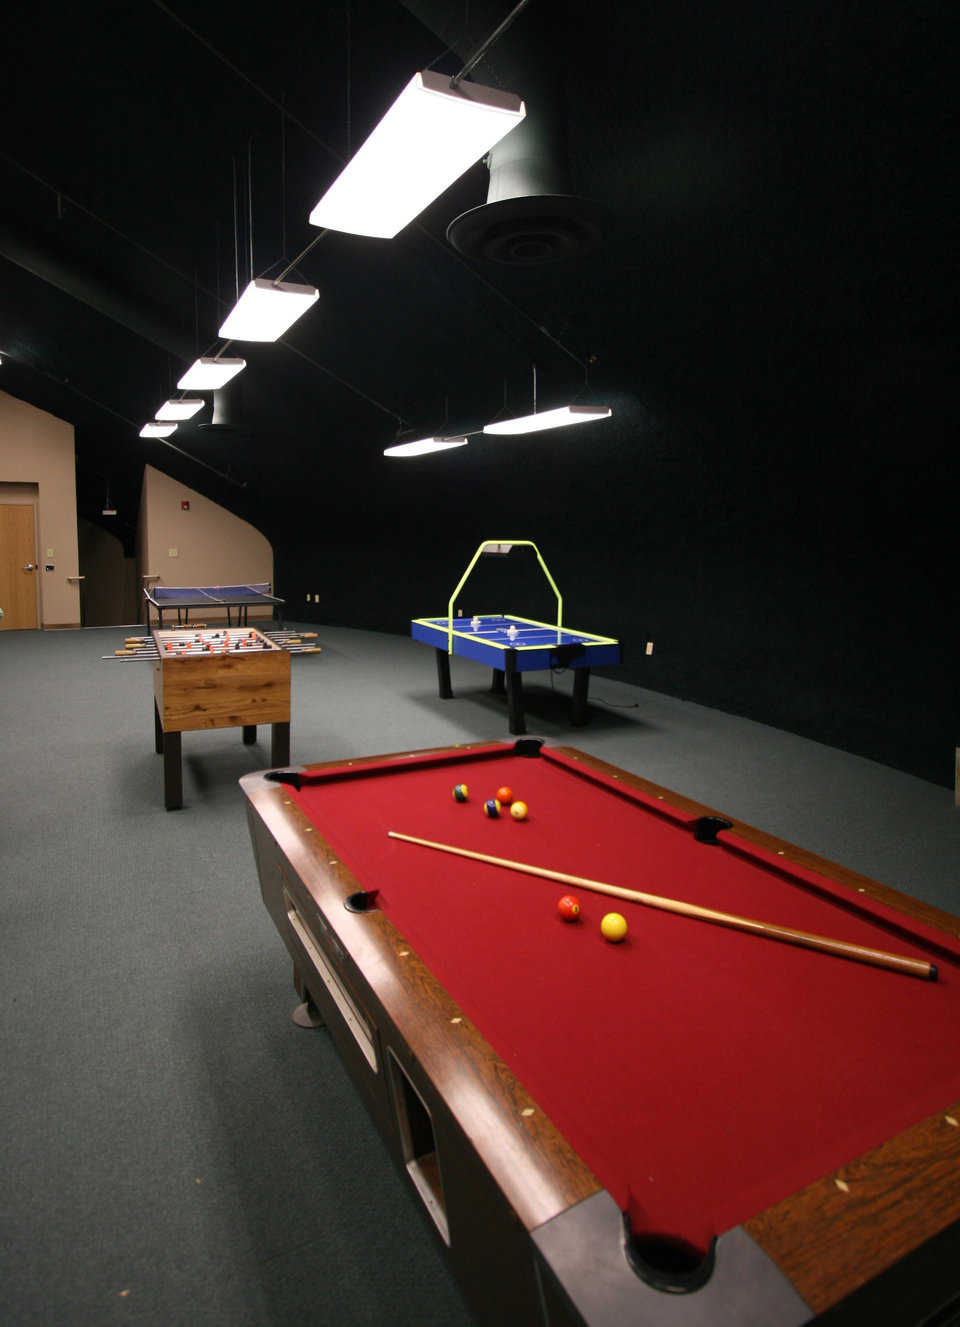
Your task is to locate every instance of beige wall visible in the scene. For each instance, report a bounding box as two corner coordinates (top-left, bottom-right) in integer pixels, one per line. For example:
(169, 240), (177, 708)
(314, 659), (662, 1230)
(0, 390), (81, 628)
(78, 517), (138, 626)
(139, 465), (275, 622)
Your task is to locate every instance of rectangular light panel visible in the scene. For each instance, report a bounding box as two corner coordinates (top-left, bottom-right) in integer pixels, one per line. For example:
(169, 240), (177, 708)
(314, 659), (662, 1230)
(483, 405), (612, 436)
(309, 71), (526, 239)
(140, 422), (178, 438)
(177, 358), (246, 391)
(155, 398), (205, 421)
(219, 278), (319, 342)
(383, 436), (468, 458)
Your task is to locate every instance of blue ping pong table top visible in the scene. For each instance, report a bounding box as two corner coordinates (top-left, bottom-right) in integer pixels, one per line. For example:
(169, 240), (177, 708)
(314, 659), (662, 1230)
(144, 583), (283, 608)
(411, 614), (621, 670)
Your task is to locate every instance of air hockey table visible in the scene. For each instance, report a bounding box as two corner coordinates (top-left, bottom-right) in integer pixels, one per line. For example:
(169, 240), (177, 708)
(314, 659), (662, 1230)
(411, 612), (621, 733)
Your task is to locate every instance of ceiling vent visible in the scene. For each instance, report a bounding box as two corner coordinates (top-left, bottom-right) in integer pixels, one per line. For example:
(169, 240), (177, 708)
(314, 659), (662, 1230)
(197, 383), (246, 438)
(447, 113), (603, 265)
(400, 0), (604, 265)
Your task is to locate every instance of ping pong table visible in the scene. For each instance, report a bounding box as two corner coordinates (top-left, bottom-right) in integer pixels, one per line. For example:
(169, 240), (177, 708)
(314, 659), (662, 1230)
(143, 583), (284, 632)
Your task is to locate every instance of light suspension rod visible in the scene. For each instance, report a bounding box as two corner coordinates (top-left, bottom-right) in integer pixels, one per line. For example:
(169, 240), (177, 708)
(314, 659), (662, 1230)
(274, 230), (327, 284)
(450, 0), (533, 87)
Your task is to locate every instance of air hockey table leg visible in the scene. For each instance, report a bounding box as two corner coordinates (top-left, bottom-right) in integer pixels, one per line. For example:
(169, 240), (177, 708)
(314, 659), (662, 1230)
(571, 667), (592, 725)
(433, 647), (453, 700)
(504, 653), (526, 735)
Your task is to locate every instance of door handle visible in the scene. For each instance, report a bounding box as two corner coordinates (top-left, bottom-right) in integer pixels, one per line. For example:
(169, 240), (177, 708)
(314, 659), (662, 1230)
(23, 563), (37, 571)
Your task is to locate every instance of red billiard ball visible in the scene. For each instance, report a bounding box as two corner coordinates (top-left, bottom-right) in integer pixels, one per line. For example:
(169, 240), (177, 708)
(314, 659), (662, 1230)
(496, 786), (514, 805)
(557, 894), (581, 922)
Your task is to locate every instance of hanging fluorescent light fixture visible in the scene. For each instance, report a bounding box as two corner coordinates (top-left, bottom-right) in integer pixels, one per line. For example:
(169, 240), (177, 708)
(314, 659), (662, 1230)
(155, 398), (204, 421)
(218, 278), (318, 342)
(384, 435), (468, 458)
(177, 357), (246, 391)
(139, 421), (178, 438)
(309, 71), (526, 239)
(483, 404), (612, 436)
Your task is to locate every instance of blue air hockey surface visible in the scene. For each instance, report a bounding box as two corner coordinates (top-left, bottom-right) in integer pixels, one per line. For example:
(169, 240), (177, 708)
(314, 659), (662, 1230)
(410, 613), (622, 734)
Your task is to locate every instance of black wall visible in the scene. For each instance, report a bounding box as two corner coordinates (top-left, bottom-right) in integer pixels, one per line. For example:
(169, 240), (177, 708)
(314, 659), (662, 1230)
(269, 0), (957, 788)
(274, 351), (955, 787)
(4, 0), (955, 786)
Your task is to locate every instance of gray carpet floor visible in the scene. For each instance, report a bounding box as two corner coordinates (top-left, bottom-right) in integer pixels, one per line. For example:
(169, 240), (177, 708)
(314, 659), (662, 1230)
(1, 623), (958, 1326)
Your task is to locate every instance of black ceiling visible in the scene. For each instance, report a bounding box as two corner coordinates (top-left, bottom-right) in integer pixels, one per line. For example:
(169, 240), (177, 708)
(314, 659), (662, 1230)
(2, 0), (953, 554)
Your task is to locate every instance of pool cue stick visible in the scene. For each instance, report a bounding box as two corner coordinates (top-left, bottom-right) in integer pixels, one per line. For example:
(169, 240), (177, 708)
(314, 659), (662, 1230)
(387, 831), (937, 980)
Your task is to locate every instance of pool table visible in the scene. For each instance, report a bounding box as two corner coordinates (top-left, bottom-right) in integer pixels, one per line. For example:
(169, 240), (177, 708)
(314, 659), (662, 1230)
(241, 740), (960, 1326)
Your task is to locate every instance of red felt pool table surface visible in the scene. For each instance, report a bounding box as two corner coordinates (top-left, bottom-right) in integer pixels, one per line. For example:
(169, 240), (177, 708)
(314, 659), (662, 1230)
(282, 741), (960, 1243)
(242, 740), (960, 1325)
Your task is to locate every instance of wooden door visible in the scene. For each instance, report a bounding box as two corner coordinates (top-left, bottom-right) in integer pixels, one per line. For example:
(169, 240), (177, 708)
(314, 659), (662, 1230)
(0, 504), (39, 630)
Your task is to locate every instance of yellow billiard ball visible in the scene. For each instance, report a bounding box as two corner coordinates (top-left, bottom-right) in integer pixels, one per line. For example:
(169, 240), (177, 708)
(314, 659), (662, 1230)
(600, 912), (627, 942)
(509, 801), (528, 821)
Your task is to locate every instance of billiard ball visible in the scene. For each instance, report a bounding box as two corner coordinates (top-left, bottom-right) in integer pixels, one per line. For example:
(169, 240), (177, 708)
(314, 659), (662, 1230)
(557, 894), (581, 921)
(600, 912), (628, 942)
(509, 801), (528, 821)
(483, 798), (501, 818)
(452, 784), (469, 803)
(496, 786), (513, 805)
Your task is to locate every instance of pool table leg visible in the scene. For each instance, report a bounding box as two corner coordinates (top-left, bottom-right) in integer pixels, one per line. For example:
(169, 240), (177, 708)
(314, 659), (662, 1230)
(291, 968), (325, 1027)
(433, 647), (453, 699)
(270, 722), (291, 767)
(571, 667), (591, 725)
(242, 725), (257, 745)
